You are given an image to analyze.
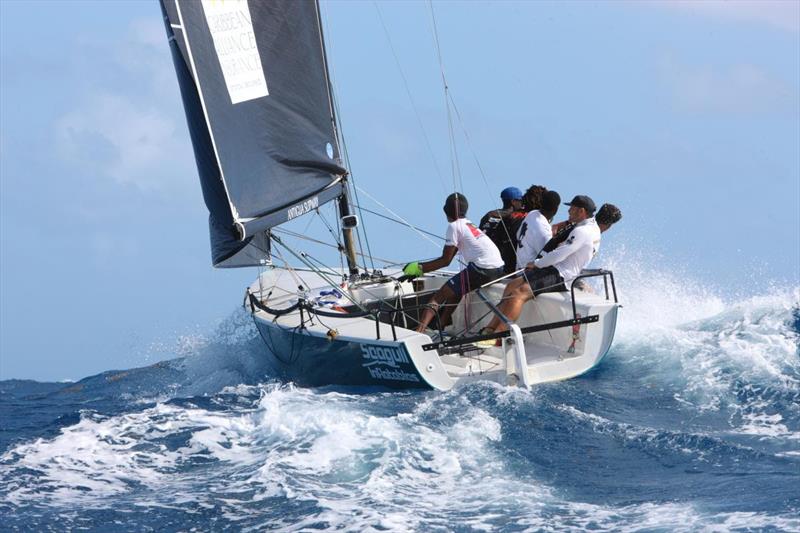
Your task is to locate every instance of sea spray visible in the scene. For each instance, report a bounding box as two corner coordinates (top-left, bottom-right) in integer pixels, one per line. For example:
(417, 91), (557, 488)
(1, 256), (798, 530)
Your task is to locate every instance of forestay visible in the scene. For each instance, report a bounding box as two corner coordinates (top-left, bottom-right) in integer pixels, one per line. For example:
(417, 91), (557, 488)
(160, 0), (347, 267)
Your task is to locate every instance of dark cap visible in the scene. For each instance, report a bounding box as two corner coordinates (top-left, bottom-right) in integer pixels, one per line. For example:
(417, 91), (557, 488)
(564, 195), (596, 215)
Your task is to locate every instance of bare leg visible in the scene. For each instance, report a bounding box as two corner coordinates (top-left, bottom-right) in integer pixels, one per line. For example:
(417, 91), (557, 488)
(437, 292), (459, 329)
(416, 285), (459, 332)
(492, 284), (534, 333)
(484, 276), (529, 332)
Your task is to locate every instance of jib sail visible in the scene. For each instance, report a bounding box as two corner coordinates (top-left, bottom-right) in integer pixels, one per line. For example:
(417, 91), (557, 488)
(160, 0), (346, 267)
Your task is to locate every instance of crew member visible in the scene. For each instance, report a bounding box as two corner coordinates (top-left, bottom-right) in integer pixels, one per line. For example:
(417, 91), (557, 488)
(595, 203), (622, 232)
(480, 195), (601, 335)
(479, 187), (527, 273)
(572, 203), (622, 292)
(521, 184), (547, 212)
(515, 190), (561, 270)
(403, 193), (505, 333)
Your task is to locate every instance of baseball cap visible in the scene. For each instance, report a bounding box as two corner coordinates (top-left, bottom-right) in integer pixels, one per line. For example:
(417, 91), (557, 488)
(500, 187), (523, 201)
(564, 195), (596, 215)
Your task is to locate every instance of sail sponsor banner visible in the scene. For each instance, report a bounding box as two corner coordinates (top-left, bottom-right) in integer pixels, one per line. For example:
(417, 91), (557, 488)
(200, 0), (269, 104)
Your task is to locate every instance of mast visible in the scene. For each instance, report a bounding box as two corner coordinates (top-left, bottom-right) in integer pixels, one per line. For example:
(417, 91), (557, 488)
(314, 0), (359, 277)
(338, 192), (359, 277)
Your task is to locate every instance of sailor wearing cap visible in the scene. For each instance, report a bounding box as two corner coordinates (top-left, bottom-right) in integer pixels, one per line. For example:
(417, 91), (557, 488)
(478, 187), (527, 273)
(533, 195), (601, 285)
(480, 194), (602, 337)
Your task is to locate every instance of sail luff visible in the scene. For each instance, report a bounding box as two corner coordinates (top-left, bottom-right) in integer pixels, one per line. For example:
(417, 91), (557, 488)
(173, 0), (240, 223)
(314, 0), (343, 168)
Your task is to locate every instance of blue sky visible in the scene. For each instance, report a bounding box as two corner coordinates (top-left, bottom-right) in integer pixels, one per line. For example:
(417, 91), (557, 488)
(1, 0), (798, 381)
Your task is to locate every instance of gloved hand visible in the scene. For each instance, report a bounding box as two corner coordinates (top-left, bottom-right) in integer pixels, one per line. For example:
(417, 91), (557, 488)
(402, 261), (424, 278)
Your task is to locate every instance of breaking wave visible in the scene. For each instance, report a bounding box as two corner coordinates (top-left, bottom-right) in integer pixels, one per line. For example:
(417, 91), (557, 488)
(1, 256), (798, 530)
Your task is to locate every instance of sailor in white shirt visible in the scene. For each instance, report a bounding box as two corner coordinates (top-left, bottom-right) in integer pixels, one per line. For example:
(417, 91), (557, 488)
(534, 215), (600, 286)
(515, 190), (561, 270)
(480, 195), (601, 336)
(402, 193), (505, 333)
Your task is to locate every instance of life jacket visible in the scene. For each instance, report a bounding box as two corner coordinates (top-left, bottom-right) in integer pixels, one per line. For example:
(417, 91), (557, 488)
(480, 208), (527, 273)
(537, 222), (576, 258)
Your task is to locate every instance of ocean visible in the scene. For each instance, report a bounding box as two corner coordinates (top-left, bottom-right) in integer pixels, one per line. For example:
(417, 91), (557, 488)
(1, 273), (798, 531)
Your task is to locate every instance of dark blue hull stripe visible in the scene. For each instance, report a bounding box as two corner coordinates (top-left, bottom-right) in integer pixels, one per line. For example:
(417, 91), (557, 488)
(254, 320), (431, 390)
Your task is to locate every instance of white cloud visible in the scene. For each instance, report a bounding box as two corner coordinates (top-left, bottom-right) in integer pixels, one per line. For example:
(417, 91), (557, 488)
(54, 18), (194, 192)
(56, 92), (189, 190)
(659, 54), (799, 115)
(654, 0), (800, 33)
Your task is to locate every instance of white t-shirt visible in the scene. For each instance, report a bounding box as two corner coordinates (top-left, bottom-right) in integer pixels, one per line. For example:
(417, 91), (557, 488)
(515, 210), (551, 269)
(445, 218), (504, 269)
(534, 218), (601, 285)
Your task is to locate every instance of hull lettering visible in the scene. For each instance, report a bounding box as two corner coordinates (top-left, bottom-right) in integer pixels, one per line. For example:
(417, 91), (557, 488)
(360, 344), (420, 383)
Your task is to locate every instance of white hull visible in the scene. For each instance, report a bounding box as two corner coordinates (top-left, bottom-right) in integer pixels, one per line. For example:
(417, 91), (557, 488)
(248, 268), (619, 390)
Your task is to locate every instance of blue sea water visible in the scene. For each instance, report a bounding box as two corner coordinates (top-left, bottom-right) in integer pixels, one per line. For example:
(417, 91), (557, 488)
(1, 273), (798, 531)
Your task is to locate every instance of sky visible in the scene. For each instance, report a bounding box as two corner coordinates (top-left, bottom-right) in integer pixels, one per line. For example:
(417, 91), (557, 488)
(1, 0), (798, 381)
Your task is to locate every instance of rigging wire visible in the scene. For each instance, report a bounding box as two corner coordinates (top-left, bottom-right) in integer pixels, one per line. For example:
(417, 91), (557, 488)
(351, 203), (443, 241)
(423, 1), (521, 277)
(297, 251), (344, 279)
(444, 88), (551, 339)
(272, 227), (398, 266)
(372, 0), (447, 195)
(319, 1), (374, 272)
(315, 208), (344, 250)
(427, 0), (463, 193)
(354, 184), (442, 250)
(445, 89), (518, 265)
(272, 244), (307, 292)
(271, 235), (368, 312)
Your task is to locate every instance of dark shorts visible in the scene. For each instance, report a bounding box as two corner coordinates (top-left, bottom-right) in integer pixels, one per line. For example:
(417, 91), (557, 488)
(522, 266), (567, 295)
(445, 263), (505, 298)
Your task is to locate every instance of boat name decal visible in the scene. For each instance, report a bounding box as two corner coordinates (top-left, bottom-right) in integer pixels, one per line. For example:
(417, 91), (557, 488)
(287, 196), (319, 220)
(360, 344), (420, 383)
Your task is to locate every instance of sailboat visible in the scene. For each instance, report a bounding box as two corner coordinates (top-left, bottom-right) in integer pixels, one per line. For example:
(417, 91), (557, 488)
(159, 0), (620, 391)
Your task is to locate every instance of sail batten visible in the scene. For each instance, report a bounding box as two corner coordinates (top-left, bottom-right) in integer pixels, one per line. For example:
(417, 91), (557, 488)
(161, 0), (347, 267)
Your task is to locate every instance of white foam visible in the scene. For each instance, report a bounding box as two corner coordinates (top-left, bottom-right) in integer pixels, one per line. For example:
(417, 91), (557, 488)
(738, 410), (794, 439)
(2, 382), (797, 530)
(0, 399), (262, 507)
(601, 247), (799, 438)
(602, 243), (727, 337)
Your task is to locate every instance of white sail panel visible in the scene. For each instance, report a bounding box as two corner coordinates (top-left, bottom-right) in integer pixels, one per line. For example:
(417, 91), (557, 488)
(200, 0), (269, 104)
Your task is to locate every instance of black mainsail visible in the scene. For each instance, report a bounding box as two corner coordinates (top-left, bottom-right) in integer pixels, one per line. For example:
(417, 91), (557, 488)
(160, 0), (347, 267)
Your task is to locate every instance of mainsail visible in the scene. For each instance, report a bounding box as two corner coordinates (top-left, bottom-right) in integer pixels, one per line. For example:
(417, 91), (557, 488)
(160, 0), (347, 267)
